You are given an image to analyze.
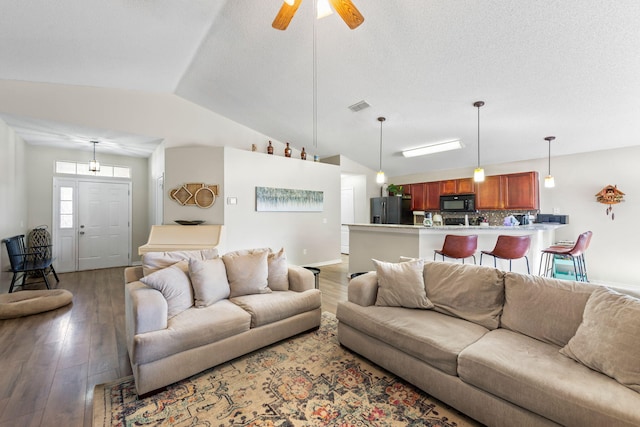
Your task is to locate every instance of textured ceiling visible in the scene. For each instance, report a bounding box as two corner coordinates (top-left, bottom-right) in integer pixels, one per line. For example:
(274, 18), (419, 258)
(1, 0), (639, 176)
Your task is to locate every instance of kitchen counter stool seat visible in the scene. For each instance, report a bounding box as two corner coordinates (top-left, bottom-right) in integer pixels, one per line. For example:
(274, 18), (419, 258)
(539, 231), (592, 282)
(434, 234), (478, 264)
(480, 235), (531, 273)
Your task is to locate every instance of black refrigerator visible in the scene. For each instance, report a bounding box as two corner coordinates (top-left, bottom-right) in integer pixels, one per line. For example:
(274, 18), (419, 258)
(370, 197), (413, 224)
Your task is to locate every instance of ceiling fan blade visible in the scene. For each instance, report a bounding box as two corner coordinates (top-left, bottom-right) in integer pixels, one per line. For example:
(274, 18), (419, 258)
(328, 0), (364, 29)
(272, 0), (303, 31)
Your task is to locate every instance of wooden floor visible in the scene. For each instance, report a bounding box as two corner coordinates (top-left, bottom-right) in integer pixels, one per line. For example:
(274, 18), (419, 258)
(0, 256), (350, 427)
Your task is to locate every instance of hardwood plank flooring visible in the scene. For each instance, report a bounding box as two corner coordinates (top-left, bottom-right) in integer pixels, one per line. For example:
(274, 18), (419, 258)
(0, 256), (351, 427)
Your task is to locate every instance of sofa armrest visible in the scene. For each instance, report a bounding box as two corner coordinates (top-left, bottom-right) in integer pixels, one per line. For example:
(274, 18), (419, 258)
(348, 272), (378, 307)
(288, 265), (315, 292)
(125, 281), (168, 335)
(124, 266), (144, 284)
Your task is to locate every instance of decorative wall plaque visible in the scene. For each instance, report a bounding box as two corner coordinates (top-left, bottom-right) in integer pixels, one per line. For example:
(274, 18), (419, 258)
(170, 183), (219, 208)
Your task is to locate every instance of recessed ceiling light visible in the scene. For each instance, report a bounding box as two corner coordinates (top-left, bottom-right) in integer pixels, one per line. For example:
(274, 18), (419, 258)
(402, 140), (463, 158)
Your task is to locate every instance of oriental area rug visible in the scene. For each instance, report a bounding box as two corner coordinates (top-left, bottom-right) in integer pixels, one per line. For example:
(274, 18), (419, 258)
(93, 313), (482, 427)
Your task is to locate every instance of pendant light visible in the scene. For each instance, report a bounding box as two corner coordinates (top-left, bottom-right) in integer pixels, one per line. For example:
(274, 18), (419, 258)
(376, 117), (386, 185)
(473, 101), (485, 182)
(544, 136), (556, 188)
(89, 140), (100, 172)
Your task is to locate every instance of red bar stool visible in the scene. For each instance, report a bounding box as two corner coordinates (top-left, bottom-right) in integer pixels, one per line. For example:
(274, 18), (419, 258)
(539, 231), (592, 282)
(434, 235), (478, 264)
(480, 235), (532, 273)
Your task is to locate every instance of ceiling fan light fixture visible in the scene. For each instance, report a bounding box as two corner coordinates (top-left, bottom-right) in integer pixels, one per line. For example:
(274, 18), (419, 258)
(89, 140), (100, 172)
(402, 139), (463, 158)
(317, 0), (333, 19)
(473, 101), (485, 183)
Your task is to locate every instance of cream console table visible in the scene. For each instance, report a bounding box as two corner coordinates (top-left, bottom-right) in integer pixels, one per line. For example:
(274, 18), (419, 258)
(138, 224), (222, 255)
(347, 223), (565, 275)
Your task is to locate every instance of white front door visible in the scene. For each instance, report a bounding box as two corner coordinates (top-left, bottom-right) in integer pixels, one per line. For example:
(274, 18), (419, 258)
(78, 181), (130, 270)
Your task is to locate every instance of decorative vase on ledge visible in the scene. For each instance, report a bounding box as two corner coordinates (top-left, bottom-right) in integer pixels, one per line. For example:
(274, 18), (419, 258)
(301, 147), (307, 160)
(267, 141), (274, 155)
(284, 142), (292, 157)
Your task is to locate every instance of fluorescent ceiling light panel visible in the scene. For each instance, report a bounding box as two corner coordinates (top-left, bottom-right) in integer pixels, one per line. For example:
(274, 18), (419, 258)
(402, 140), (463, 158)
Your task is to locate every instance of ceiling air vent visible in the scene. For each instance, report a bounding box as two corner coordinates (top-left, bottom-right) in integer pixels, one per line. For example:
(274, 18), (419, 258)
(348, 100), (370, 112)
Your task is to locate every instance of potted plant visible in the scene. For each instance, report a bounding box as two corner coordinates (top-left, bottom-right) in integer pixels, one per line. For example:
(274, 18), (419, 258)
(387, 184), (403, 196)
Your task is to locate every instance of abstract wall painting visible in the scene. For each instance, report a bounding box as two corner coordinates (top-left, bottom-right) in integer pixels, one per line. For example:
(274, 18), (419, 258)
(256, 187), (324, 212)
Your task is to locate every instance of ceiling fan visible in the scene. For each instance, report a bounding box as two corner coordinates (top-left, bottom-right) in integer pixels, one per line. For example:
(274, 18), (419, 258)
(272, 0), (364, 31)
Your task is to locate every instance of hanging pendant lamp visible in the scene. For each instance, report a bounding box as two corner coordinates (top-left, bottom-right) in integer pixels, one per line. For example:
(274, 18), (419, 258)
(376, 117), (386, 185)
(89, 140), (100, 172)
(473, 101), (485, 182)
(544, 136), (556, 188)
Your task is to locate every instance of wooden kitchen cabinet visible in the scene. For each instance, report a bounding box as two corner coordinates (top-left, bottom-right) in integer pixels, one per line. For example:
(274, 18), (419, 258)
(456, 178), (475, 194)
(410, 183), (425, 210)
(504, 171), (539, 210)
(475, 175), (504, 209)
(439, 180), (457, 195)
(424, 181), (440, 211)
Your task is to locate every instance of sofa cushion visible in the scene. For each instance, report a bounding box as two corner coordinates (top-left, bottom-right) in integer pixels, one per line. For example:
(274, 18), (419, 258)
(373, 259), (433, 309)
(267, 248), (289, 291)
(458, 328), (640, 427)
(140, 260), (193, 318)
(142, 248), (219, 276)
(560, 287), (640, 393)
(231, 289), (321, 328)
(188, 258), (230, 308)
(336, 301), (489, 376)
(132, 299), (251, 365)
(501, 272), (595, 346)
(222, 250), (272, 297)
(424, 261), (505, 330)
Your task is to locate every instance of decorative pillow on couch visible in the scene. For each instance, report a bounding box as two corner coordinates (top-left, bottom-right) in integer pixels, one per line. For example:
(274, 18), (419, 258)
(188, 258), (230, 307)
(560, 287), (640, 393)
(140, 260), (193, 318)
(222, 250), (271, 297)
(373, 259), (433, 309)
(142, 248), (219, 276)
(267, 248), (289, 291)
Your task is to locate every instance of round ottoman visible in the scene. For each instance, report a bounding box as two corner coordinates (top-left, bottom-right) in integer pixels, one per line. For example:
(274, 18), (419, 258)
(0, 289), (73, 320)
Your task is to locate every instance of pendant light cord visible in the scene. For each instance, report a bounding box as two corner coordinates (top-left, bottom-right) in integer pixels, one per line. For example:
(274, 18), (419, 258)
(548, 139), (551, 175)
(312, 0), (318, 150)
(476, 105), (481, 168)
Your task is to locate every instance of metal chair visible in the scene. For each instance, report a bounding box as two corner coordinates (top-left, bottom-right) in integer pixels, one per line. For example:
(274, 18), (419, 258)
(2, 234), (59, 293)
(434, 234), (478, 264)
(480, 235), (531, 273)
(539, 231), (592, 282)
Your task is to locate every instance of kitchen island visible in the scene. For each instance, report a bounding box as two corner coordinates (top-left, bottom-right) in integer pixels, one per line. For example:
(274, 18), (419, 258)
(347, 223), (565, 275)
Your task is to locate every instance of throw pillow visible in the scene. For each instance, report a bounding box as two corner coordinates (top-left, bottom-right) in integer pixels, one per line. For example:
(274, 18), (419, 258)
(373, 258), (433, 309)
(142, 248), (219, 276)
(560, 287), (640, 393)
(140, 260), (193, 318)
(268, 248), (289, 291)
(188, 258), (230, 308)
(222, 250), (272, 298)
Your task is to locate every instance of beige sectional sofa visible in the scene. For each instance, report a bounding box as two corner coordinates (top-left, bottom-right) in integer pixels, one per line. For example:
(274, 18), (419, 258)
(336, 259), (640, 427)
(124, 248), (321, 395)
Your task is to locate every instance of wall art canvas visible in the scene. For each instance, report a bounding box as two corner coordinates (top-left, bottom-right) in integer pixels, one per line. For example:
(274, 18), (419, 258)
(256, 187), (324, 212)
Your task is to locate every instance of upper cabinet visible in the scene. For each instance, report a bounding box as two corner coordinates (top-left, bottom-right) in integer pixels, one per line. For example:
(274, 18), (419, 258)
(503, 171), (539, 210)
(406, 171), (539, 211)
(475, 175), (505, 209)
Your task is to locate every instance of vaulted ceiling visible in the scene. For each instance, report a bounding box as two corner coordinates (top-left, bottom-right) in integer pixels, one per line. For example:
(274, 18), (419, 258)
(1, 0), (639, 177)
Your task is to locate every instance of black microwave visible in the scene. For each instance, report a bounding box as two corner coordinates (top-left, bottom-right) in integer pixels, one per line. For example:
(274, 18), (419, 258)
(440, 194), (476, 212)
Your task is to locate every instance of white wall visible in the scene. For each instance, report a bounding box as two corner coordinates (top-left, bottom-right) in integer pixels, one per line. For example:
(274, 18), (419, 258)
(0, 118), (28, 281)
(164, 146), (225, 225)
(223, 148), (341, 266)
(392, 145), (640, 287)
(23, 145), (149, 263)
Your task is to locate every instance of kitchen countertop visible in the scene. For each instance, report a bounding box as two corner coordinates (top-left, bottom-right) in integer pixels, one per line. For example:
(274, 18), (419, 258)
(346, 223), (565, 231)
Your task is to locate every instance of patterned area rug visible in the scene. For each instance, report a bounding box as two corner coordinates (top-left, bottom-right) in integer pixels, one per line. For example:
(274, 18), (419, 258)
(94, 312), (482, 426)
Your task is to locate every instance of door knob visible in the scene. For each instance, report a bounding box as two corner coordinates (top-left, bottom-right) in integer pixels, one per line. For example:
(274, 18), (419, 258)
(79, 231), (85, 235)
